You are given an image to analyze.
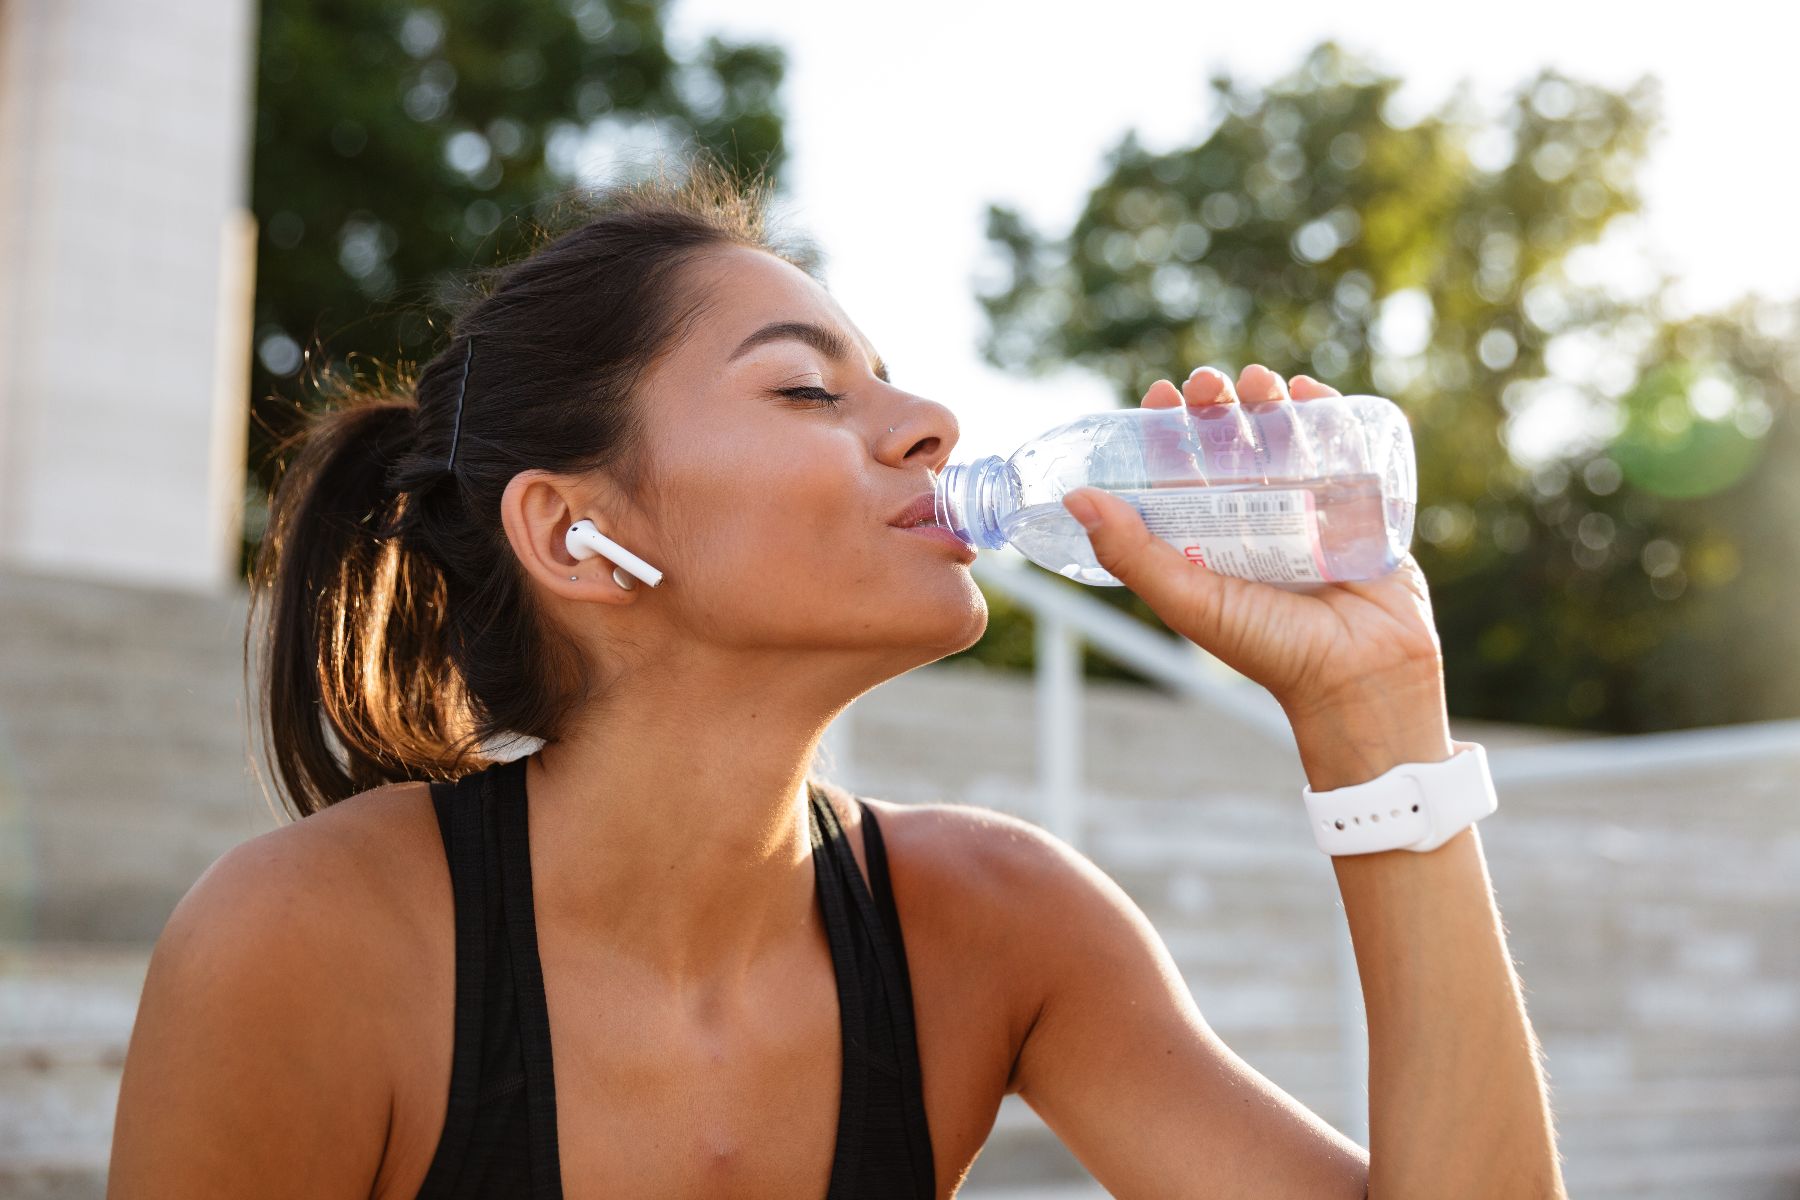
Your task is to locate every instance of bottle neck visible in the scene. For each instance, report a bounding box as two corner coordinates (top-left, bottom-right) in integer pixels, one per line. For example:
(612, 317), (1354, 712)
(935, 455), (1014, 549)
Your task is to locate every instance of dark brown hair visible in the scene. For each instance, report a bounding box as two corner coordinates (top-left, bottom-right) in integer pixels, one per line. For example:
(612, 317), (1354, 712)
(246, 155), (819, 818)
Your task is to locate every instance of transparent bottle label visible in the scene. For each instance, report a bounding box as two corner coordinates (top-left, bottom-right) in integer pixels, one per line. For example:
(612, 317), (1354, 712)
(1112, 485), (1328, 583)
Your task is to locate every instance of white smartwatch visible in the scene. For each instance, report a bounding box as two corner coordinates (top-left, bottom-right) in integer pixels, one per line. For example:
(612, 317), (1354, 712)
(1301, 740), (1497, 855)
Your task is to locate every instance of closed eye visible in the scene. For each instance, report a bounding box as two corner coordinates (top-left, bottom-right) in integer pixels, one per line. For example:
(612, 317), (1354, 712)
(774, 385), (847, 406)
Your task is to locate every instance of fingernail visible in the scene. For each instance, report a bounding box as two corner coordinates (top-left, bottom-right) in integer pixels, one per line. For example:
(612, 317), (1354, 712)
(1064, 492), (1102, 531)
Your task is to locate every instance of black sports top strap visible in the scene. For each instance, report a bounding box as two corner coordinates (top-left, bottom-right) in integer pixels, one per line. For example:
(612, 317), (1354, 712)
(859, 797), (934, 1188)
(810, 785), (937, 1196)
(418, 770), (487, 1197)
(493, 759), (561, 1193)
(418, 758), (561, 1198)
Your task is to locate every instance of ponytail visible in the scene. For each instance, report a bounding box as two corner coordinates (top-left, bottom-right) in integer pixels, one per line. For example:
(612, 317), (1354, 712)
(247, 376), (481, 817)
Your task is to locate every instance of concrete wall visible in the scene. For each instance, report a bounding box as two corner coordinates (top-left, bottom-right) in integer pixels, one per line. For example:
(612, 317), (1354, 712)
(0, 0), (257, 595)
(2, 564), (1798, 1198)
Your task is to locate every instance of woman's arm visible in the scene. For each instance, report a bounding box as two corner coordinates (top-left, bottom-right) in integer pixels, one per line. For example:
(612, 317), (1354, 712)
(108, 824), (394, 1198)
(1022, 362), (1566, 1197)
(1289, 676), (1565, 1197)
(997, 704), (1561, 1198)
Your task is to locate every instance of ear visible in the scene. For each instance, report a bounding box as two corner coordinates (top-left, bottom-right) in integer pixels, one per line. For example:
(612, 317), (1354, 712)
(499, 469), (641, 607)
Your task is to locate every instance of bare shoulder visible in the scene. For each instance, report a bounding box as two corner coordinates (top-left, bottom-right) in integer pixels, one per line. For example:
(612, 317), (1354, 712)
(834, 790), (1129, 1088)
(111, 778), (452, 1195)
(141, 777), (450, 1059)
(853, 791), (1119, 930)
(173, 778), (447, 950)
(150, 777), (456, 1052)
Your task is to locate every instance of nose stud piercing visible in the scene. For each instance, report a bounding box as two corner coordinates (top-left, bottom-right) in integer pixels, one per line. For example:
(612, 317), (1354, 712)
(889, 425), (896, 432)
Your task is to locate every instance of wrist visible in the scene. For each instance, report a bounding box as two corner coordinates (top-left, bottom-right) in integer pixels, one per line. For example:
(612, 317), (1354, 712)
(1286, 693), (1455, 791)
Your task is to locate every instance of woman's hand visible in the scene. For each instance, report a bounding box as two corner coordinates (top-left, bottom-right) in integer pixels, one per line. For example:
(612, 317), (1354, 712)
(1061, 364), (1454, 787)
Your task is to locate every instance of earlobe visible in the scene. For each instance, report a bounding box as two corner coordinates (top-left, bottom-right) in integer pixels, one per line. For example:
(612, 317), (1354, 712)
(567, 565), (640, 590)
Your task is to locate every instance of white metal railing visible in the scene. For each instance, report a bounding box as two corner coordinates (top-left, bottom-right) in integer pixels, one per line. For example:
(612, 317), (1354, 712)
(1485, 716), (1800, 784)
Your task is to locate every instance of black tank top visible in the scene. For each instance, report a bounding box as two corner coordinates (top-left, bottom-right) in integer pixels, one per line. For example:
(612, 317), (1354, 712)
(414, 753), (936, 1198)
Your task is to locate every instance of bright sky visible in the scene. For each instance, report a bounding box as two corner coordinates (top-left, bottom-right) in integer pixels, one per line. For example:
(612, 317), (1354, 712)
(639, 0), (1799, 465)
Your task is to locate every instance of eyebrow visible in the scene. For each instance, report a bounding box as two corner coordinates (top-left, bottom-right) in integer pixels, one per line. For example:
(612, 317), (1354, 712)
(726, 320), (890, 384)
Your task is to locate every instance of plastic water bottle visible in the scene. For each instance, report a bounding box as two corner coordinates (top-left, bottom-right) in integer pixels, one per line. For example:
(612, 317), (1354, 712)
(933, 394), (1417, 588)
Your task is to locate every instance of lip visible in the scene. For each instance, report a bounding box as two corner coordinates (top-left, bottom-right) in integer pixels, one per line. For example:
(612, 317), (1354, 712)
(887, 492), (939, 530)
(895, 522), (978, 560)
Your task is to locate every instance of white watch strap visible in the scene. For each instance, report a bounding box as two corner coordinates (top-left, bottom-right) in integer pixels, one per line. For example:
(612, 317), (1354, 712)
(1302, 741), (1497, 855)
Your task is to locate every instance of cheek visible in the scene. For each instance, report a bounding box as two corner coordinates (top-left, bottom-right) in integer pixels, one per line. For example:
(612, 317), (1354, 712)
(663, 507), (893, 646)
(656, 437), (878, 588)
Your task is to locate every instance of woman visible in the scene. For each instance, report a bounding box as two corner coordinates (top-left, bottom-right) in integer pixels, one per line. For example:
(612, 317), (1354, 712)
(109, 160), (1565, 1198)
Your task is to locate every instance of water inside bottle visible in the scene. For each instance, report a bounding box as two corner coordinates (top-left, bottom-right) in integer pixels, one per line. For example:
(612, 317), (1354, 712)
(1000, 472), (1406, 587)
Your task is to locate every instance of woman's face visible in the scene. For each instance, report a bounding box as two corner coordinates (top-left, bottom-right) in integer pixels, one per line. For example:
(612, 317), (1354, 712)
(617, 245), (988, 670)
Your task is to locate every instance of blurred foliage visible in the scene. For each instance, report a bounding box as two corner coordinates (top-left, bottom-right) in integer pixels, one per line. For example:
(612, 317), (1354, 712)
(963, 41), (1800, 732)
(243, 0), (788, 573)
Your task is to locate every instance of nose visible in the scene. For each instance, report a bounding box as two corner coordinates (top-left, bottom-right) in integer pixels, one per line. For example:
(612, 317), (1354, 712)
(881, 395), (960, 471)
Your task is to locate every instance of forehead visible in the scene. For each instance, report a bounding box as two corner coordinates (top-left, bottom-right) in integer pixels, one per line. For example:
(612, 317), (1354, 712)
(681, 245), (876, 361)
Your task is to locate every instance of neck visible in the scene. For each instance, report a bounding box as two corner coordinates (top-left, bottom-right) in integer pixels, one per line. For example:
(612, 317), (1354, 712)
(520, 651), (865, 993)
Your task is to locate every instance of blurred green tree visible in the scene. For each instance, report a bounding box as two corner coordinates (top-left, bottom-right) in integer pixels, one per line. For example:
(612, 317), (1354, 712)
(244, 0), (789, 573)
(964, 41), (1799, 731)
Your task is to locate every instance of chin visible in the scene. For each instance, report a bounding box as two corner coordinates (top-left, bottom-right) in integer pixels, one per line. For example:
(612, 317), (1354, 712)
(931, 587), (989, 655)
(835, 566), (986, 652)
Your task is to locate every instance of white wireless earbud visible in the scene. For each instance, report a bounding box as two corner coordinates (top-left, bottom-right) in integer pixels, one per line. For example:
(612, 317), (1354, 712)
(565, 519), (663, 589)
